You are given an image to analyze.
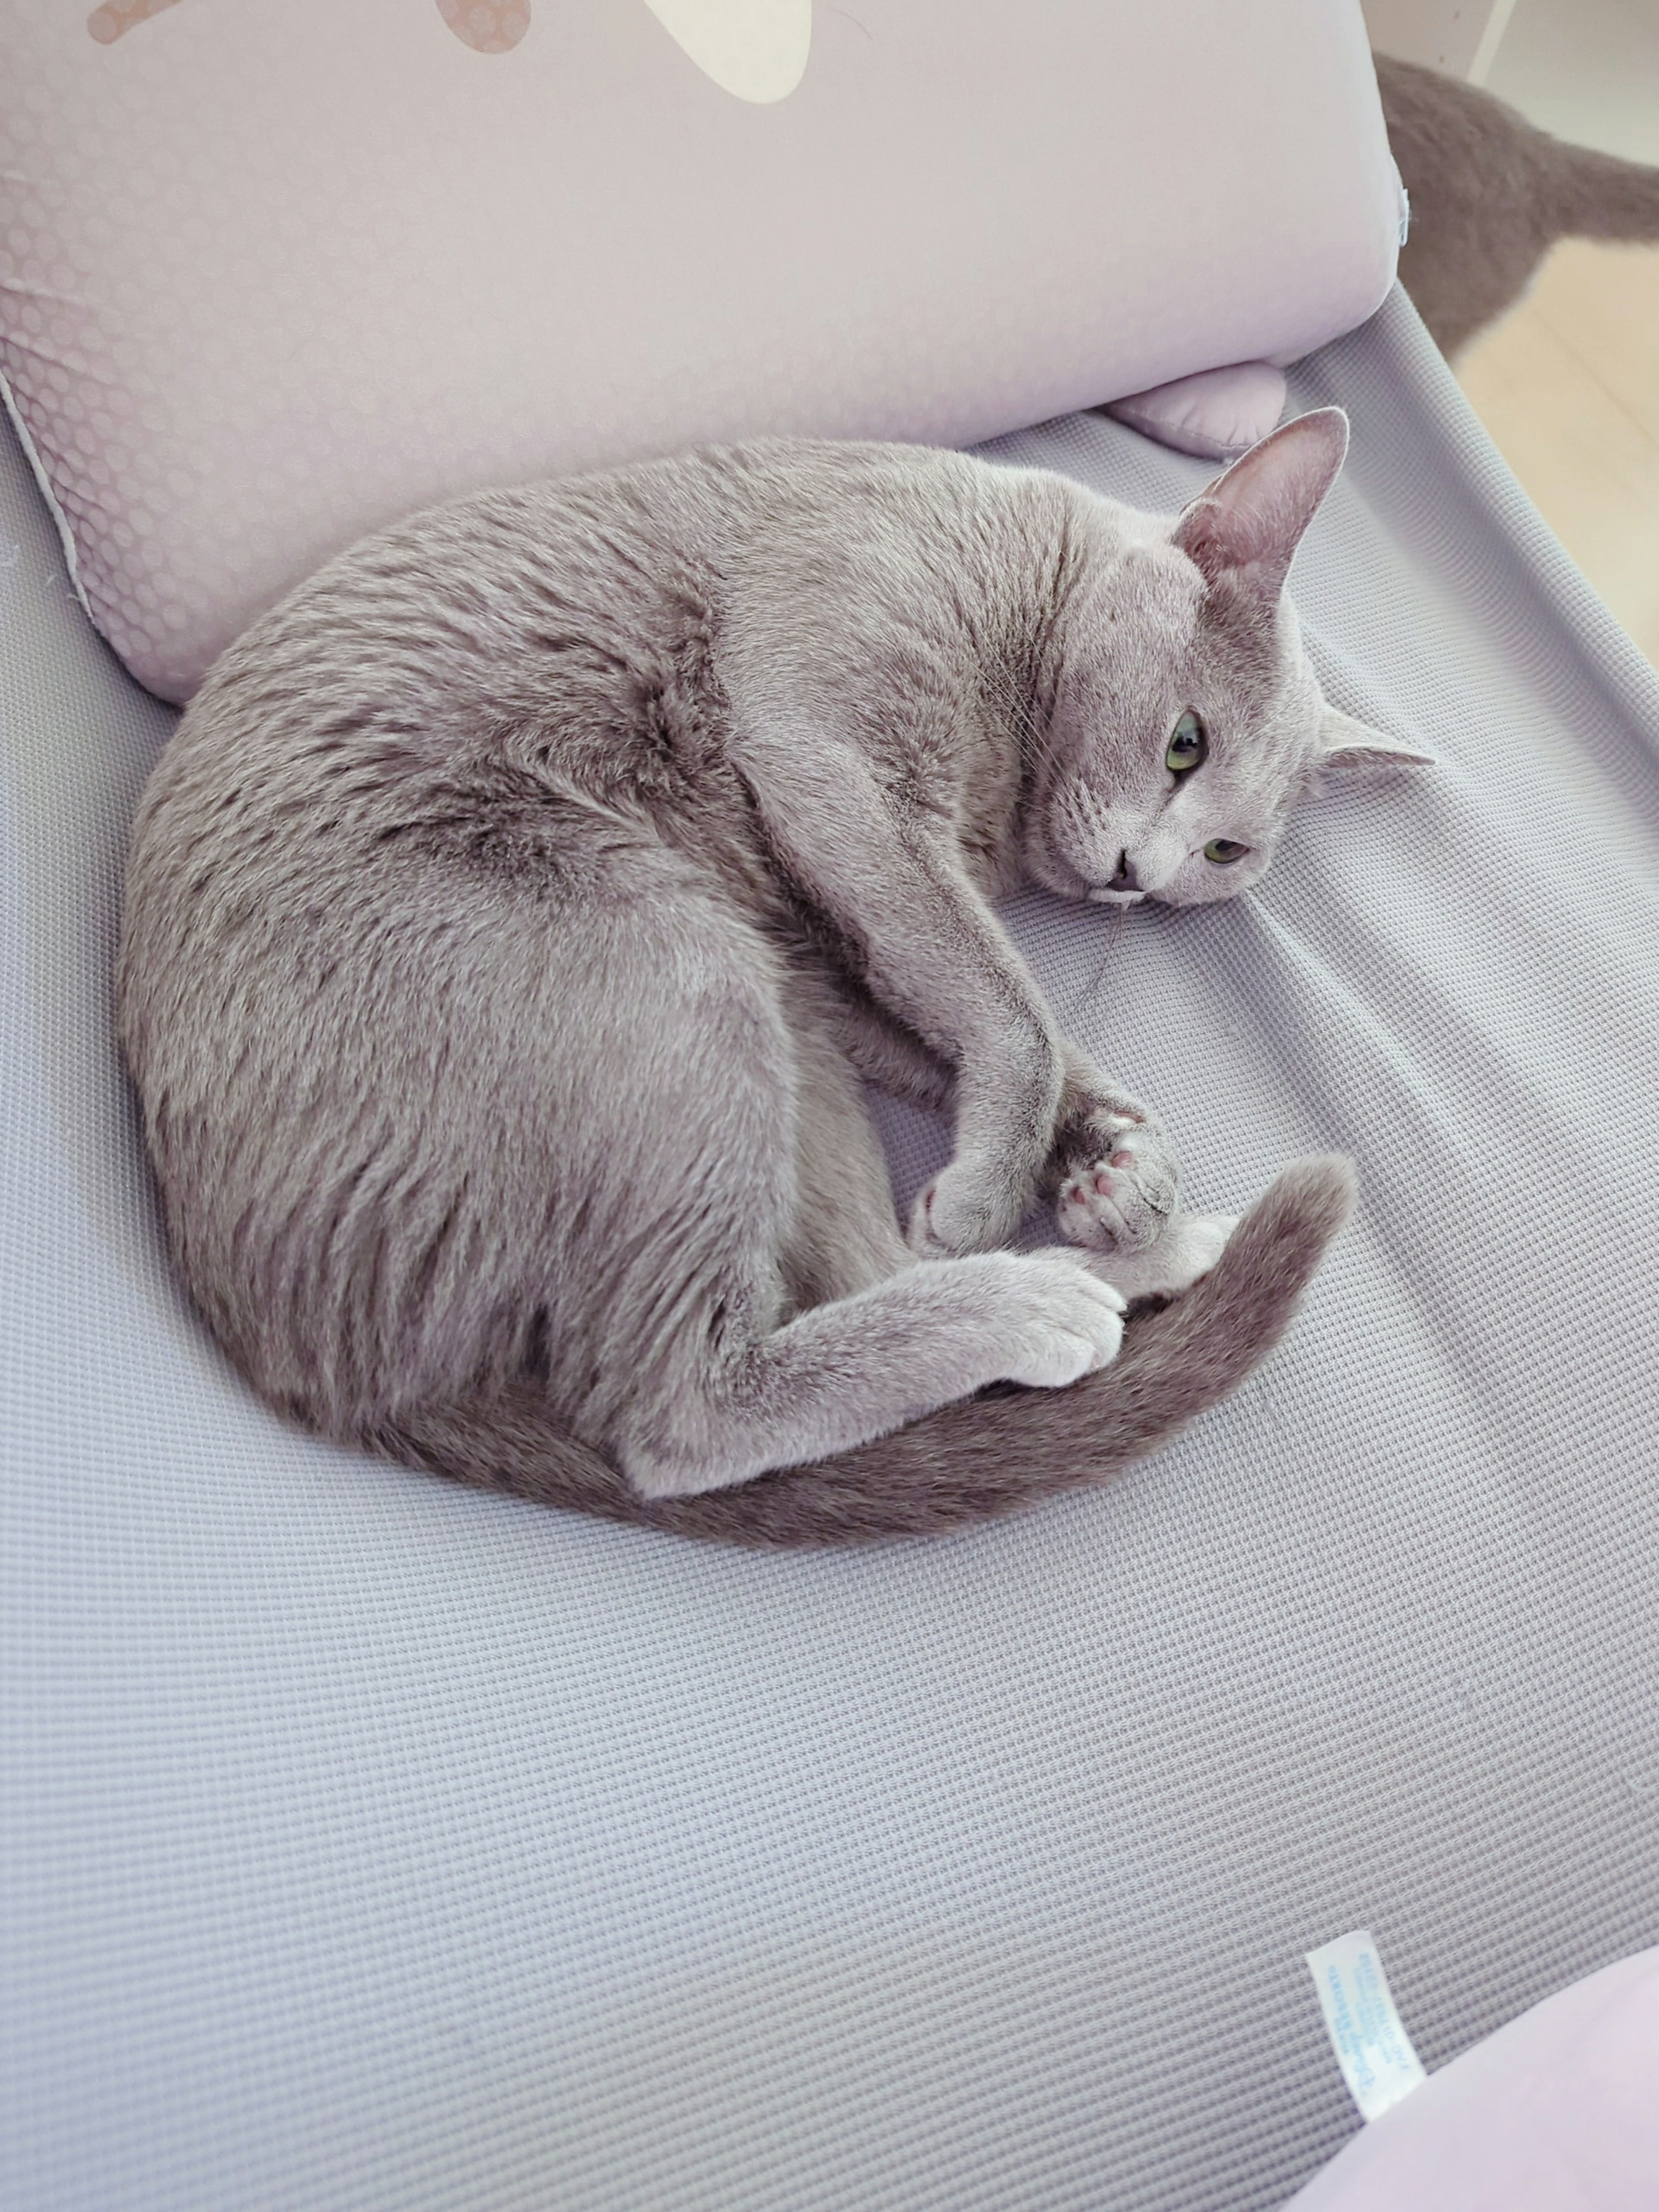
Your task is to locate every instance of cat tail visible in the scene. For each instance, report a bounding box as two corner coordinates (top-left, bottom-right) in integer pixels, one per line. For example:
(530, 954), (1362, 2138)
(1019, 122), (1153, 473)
(376, 1154), (1355, 1549)
(1555, 141), (1659, 244)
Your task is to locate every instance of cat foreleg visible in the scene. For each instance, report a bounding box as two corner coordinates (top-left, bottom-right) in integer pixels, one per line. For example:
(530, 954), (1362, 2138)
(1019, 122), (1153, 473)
(724, 730), (1066, 1258)
(823, 985), (956, 1114)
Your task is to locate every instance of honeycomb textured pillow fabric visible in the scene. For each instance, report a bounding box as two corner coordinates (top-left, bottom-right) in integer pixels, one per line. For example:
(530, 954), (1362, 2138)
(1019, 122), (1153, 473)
(0, 0), (1398, 702)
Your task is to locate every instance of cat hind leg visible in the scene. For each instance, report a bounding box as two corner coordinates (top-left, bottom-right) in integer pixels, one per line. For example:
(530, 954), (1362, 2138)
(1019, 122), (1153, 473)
(585, 928), (1127, 1499)
(618, 1247), (1128, 1500)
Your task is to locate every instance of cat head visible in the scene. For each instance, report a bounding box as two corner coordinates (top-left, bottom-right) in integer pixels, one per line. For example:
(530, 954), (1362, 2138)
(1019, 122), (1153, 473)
(1021, 407), (1429, 908)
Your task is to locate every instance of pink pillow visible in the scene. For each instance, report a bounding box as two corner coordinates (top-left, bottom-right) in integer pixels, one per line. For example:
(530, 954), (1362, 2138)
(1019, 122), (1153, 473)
(1105, 361), (1289, 461)
(0, 1), (1398, 701)
(1286, 1946), (1659, 2211)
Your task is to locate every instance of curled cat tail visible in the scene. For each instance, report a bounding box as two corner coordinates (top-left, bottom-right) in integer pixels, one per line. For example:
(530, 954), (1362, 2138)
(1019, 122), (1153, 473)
(377, 1155), (1355, 1549)
(1557, 142), (1659, 246)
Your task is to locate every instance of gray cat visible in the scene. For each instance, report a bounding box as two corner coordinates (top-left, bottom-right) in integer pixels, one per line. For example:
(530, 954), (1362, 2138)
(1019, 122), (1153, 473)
(118, 410), (1419, 1546)
(1378, 53), (1659, 359)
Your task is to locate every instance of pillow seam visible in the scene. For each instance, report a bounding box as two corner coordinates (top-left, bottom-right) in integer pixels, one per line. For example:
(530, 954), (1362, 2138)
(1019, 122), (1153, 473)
(0, 363), (98, 629)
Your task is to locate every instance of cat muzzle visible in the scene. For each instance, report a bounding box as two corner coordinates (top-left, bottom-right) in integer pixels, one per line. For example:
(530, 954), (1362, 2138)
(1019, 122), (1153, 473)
(1088, 849), (1146, 906)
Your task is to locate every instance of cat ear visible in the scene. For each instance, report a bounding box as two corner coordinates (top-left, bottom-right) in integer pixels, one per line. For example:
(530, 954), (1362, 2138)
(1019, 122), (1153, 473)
(1172, 407), (1350, 596)
(1319, 704), (1435, 774)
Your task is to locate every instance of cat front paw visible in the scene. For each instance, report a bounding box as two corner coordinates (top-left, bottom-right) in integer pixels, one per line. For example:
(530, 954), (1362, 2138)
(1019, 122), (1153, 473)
(1055, 1110), (1179, 1254)
(908, 1154), (1027, 1258)
(1084, 1211), (1237, 1302)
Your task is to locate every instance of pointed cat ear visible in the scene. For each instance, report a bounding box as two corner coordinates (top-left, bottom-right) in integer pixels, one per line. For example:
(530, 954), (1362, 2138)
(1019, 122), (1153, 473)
(1172, 407), (1350, 596)
(1319, 705), (1435, 774)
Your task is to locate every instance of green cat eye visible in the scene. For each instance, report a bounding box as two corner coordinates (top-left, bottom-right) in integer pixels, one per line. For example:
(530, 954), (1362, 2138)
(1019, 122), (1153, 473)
(1203, 838), (1249, 865)
(1165, 709), (1207, 775)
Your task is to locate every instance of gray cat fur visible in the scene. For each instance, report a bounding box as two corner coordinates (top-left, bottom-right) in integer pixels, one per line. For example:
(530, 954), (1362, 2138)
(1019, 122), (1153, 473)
(118, 418), (1388, 1546)
(1379, 53), (1659, 359)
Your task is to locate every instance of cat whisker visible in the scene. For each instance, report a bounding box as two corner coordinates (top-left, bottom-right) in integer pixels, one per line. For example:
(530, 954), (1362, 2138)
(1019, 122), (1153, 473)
(995, 688), (1073, 796)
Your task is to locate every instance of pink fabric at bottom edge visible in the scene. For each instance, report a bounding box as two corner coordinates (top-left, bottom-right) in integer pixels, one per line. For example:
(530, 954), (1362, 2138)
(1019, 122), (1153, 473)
(1284, 1945), (1659, 2211)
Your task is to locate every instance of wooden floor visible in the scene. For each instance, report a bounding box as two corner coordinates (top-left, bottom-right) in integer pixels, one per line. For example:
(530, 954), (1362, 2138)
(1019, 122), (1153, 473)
(1458, 238), (1659, 664)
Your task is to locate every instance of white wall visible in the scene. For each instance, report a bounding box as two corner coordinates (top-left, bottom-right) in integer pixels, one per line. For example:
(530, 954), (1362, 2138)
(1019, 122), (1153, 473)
(1361, 0), (1517, 79)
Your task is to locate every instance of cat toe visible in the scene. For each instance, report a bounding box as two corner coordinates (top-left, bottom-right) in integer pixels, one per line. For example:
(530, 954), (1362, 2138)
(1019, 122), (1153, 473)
(1058, 1166), (1131, 1250)
(1058, 1145), (1174, 1250)
(906, 1177), (950, 1256)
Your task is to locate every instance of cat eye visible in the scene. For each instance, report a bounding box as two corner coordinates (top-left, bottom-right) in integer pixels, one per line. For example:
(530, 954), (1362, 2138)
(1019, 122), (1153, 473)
(1203, 838), (1249, 865)
(1165, 710), (1207, 775)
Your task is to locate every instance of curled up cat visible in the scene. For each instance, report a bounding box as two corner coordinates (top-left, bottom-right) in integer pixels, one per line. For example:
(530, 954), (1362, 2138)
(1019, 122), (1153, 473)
(117, 409), (1423, 1546)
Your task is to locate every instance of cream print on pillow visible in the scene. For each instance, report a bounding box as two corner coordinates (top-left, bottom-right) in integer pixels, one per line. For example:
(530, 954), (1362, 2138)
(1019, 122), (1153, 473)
(86, 0), (814, 97)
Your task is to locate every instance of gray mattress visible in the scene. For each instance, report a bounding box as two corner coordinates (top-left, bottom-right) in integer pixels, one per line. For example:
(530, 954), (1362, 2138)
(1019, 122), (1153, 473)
(4, 289), (1658, 2212)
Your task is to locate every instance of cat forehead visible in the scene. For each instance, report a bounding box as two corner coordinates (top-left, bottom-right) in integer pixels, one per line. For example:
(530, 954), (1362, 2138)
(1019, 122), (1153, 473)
(1110, 536), (1209, 603)
(1062, 557), (1285, 705)
(1058, 542), (1205, 666)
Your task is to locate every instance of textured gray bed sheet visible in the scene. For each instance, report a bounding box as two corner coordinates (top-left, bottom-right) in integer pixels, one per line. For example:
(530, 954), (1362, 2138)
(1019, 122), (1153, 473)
(3, 288), (1658, 2212)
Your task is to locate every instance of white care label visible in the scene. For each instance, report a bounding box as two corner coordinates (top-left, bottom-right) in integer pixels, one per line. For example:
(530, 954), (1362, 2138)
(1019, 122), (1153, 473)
(1305, 1929), (1428, 2121)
